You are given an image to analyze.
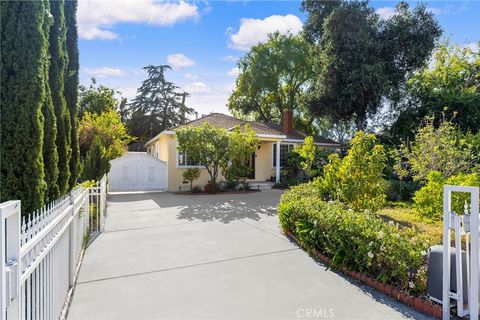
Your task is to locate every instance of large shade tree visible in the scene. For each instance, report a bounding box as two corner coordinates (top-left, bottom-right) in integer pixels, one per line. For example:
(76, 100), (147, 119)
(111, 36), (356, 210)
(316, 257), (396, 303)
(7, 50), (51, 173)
(1, 0), (49, 212)
(228, 33), (314, 129)
(303, 0), (442, 130)
(127, 65), (197, 140)
(388, 43), (480, 143)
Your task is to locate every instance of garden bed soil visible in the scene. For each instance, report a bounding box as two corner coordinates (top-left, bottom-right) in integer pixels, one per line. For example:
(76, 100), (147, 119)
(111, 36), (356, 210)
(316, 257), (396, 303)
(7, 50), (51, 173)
(174, 189), (261, 195)
(285, 230), (442, 319)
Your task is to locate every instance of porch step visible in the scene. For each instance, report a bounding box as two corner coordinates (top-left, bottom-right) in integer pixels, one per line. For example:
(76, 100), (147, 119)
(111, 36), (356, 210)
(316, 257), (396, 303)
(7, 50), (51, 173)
(248, 181), (275, 190)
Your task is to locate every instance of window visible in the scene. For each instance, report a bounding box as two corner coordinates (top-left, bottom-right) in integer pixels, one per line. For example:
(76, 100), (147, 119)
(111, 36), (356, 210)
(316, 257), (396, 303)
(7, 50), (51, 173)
(273, 143), (295, 167)
(177, 151), (202, 167)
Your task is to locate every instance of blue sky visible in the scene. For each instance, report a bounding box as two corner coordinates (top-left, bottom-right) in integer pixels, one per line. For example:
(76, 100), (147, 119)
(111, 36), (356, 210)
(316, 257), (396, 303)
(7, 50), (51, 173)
(78, 0), (480, 116)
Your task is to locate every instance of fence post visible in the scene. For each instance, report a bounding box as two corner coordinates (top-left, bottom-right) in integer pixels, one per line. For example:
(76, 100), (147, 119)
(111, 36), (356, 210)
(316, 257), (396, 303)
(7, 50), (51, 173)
(69, 191), (76, 287)
(1, 201), (21, 320)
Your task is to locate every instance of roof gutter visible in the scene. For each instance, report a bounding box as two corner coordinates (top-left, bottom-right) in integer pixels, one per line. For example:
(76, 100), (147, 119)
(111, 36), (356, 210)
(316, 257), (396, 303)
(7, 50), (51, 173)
(144, 130), (175, 146)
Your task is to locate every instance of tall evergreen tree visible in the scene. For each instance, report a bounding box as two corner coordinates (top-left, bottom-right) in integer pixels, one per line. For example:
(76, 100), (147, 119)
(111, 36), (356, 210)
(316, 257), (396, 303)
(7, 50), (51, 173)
(49, 0), (71, 194)
(64, 0), (80, 189)
(42, 2), (60, 202)
(127, 65), (197, 140)
(1, 1), (48, 213)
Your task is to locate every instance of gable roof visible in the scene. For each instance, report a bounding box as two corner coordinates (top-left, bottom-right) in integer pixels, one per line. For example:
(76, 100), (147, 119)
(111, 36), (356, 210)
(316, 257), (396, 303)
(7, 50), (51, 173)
(146, 113), (340, 146)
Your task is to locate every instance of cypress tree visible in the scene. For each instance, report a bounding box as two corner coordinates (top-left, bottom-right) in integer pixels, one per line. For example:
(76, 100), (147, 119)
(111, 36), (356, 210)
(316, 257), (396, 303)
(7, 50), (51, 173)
(42, 2), (60, 202)
(49, 0), (71, 194)
(1, 1), (48, 213)
(64, 0), (80, 189)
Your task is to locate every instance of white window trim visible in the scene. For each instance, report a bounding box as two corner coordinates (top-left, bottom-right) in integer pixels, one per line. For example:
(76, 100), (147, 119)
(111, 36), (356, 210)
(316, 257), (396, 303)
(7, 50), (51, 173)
(272, 142), (296, 169)
(176, 150), (204, 169)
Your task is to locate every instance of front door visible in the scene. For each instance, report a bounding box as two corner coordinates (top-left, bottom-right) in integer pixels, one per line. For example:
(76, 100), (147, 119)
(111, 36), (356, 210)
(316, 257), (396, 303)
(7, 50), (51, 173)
(248, 153), (255, 179)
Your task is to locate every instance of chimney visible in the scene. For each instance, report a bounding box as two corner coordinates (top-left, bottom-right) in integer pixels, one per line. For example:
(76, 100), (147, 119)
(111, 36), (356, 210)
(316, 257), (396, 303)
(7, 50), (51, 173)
(282, 110), (293, 134)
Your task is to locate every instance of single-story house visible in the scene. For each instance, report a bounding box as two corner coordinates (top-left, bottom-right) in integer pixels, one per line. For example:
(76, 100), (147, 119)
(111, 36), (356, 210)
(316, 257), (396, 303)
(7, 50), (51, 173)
(145, 111), (340, 192)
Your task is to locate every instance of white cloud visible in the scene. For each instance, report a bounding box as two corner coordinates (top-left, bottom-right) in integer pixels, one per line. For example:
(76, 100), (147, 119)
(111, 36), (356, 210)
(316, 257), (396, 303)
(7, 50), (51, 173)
(220, 55), (239, 62)
(117, 86), (138, 99)
(83, 67), (127, 78)
(376, 7), (396, 20)
(184, 81), (210, 93)
(227, 67), (240, 77)
(185, 73), (199, 80)
(466, 42), (479, 52)
(229, 14), (303, 51)
(78, 0), (199, 40)
(427, 7), (447, 15)
(167, 53), (196, 69)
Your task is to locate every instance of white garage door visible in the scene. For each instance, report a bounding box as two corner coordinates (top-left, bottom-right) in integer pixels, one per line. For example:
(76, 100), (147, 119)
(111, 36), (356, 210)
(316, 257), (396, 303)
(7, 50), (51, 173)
(108, 152), (167, 192)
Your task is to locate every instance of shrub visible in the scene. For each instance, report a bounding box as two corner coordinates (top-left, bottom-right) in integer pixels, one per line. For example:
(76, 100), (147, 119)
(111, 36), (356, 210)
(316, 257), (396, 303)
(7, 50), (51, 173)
(191, 186), (202, 193)
(239, 180), (251, 191)
(394, 116), (478, 182)
(319, 131), (387, 212)
(279, 184), (429, 294)
(413, 171), (480, 220)
(182, 168), (201, 192)
(281, 139), (332, 187)
(203, 181), (221, 194)
(386, 179), (420, 202)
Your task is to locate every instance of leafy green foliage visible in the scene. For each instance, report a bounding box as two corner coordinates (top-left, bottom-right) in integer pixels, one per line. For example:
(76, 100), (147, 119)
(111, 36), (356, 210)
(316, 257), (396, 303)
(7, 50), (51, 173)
(41, 6), (60, 203)
(389, 43), (480, 142)
(319, 132), (387, 211)
(413, 171), (480, 220)
(394, 116), (479, 181)
(279, 138), (331, 188)
(1, 0), (49, 213)
(49, 0), (71, 195)
(176, 123), (229, 184)
(304, 1), (441, 130)
(386, 179), (420, 202)
(228, 33), (314, 125)
(279, 183), (429, 293)
(78, 109), (133, 180)
(127, 65), (197, 140)
(222, 124), (258, 188)
(81, 138), (110, 181)
(79, 78), (118, 118)
(293, 136), (320, 178)
(176, 123), (258, 187)
(182, 168), (200, 192)
(64, 0), (80, 188)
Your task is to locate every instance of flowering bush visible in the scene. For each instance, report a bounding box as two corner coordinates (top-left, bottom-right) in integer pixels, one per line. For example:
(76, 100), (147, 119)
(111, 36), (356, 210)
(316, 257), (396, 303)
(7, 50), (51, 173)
(279, 183), (430, 294)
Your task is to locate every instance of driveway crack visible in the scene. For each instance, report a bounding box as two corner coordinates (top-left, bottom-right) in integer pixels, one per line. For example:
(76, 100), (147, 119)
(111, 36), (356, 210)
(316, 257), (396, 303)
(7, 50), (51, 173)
(76, 247), (299, 286)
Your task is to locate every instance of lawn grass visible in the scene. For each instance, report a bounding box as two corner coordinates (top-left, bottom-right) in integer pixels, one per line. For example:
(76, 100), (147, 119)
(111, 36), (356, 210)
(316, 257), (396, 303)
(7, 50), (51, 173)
(377, 202), (443, 244)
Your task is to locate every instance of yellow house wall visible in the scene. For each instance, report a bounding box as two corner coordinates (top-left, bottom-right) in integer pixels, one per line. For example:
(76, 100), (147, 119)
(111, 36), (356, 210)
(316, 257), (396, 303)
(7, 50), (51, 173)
(254, 141), (276, 181)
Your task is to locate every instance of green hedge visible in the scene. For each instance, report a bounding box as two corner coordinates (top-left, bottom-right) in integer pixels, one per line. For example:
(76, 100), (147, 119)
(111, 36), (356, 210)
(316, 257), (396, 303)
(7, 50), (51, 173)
(279, 182), (430, 294)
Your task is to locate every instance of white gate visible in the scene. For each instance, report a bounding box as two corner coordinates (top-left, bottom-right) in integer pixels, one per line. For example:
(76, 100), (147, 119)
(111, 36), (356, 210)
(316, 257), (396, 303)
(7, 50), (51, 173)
(442, 185), (479, 319)
(108, 152), (167, 192)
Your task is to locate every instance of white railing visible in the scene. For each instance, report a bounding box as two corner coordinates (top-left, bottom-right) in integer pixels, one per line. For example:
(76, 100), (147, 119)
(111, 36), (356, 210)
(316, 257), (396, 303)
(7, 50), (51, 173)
(0, 175), (107, 320)
(442, 185), (479, 320)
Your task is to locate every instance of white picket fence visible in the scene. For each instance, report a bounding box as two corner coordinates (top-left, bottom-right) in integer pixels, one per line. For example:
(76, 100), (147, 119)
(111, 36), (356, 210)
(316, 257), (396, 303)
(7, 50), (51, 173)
(0, 175), (107, 320)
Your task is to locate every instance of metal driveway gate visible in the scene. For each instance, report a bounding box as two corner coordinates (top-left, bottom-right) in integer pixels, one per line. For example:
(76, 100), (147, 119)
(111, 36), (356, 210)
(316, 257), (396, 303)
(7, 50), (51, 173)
(108, 152), (167, 192)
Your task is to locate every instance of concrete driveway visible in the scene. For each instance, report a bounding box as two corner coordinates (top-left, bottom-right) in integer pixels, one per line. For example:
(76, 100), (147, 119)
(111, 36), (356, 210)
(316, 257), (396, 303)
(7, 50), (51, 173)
(68, 190), (429, 320)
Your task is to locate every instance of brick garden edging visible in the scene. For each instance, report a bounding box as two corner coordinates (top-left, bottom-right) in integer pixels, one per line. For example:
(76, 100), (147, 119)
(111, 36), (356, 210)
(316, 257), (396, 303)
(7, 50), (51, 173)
(285, 230), (442, 319)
